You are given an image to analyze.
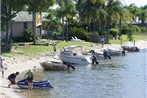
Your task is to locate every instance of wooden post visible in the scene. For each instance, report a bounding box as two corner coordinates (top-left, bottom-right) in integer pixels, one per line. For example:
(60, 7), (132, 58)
(120, 37), (122, 46)
(134, 40), (135, 47)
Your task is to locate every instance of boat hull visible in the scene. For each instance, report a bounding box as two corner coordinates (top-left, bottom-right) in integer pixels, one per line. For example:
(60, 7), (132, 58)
(59, 53), (92, 65)
(41, 61), (67, 70)
(17, 79), (53, 89)
(122, 46), (140, 52)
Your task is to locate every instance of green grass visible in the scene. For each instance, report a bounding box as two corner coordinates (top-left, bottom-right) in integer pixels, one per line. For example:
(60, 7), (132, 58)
(57, 41), (96, 48)
(3, 34), (146, 57)
(110, 35), (147, 44)
(2, 41), (96, 57)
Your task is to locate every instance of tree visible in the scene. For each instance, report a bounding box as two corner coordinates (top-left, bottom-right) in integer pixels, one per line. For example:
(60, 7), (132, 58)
(104, 0), (133, 41)
(139, 5), (147, 24)
(44, 9), (62, 37)
(26, 0), (56, 44)
(79, 0), (107, 32)
(1, 0), (26, 42)
(127, 4), (142, 22)
(56, 0), (76, 41)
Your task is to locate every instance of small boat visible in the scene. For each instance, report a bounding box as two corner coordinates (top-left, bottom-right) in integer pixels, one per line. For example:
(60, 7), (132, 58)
(105, 49), (122, 56)
(59, 45), (92, 65)
(40, 61), (68, 70)
(122, 46), (140, 52)
(17, 79), (53, 89)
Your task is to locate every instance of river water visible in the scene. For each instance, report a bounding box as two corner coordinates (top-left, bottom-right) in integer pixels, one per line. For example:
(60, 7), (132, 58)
(17, 48), (147, 98)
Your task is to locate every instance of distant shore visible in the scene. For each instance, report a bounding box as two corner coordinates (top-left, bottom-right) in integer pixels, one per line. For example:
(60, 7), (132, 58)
(0, 39), (147, 98)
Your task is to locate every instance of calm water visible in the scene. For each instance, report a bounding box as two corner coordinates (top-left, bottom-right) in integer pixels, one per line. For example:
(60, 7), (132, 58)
(16, 49), (147, 98)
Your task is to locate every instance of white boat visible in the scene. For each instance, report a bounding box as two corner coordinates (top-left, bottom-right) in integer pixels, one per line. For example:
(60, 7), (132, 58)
(59, 45), (92, 65)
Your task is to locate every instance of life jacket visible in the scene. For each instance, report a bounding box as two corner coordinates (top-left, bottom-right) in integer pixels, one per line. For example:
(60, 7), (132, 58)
(27, 71), (33, 78)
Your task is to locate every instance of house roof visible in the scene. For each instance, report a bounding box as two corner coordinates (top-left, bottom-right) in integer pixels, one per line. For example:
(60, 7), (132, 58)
(12, 11), (49, 22)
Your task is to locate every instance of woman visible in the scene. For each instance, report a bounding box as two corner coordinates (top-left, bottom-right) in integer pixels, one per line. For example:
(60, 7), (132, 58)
(24, 69), (34, 90)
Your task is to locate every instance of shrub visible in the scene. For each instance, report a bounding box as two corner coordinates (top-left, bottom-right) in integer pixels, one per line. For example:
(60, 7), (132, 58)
(131, 25), (141, 34)
(69, 27), (88, 40)
(121, 25), (130, 34)
(52, 31), (61, 40)
(109, 28), (119, 38)
(87, 32), (99, 42)
(23, 29), (33, 42)
(12, 37), (25, 42)
(141, 27), (147, 33)
(122, 25), (134, 41)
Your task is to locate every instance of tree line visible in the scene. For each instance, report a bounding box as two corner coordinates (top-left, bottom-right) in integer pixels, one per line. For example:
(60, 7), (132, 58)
(1, 0), (147, 45)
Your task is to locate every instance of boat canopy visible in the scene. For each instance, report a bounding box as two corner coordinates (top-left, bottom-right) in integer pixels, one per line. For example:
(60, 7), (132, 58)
(63, 45), (83, 52)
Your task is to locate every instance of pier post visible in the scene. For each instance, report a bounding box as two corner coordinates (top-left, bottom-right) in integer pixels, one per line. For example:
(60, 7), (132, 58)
(120, 37), (122, 46)
(134, 40), (135, 47)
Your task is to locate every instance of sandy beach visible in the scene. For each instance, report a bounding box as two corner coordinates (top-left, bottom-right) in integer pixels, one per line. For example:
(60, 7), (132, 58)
(0, 54), (60, 98)
(0, 40), (147, 98)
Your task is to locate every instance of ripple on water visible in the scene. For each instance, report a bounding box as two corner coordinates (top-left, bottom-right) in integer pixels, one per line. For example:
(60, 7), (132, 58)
(17, 49), (146, 98)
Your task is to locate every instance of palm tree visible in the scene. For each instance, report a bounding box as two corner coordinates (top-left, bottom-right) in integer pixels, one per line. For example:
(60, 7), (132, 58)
(56, 0), (76, 41)
(139, 5), (147, 24)
(127, 4), (142, 22)
(45, 9), (61, 36)
(104, 0), (123, 41)
(79, 0), (107, 32)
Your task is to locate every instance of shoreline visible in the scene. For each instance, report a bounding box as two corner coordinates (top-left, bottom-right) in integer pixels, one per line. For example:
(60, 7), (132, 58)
(0, 55), (60, 98)
(0, 40), (147, 98)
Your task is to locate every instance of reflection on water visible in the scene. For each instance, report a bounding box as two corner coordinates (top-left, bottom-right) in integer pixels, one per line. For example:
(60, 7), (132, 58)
(17, 49), (147, 98)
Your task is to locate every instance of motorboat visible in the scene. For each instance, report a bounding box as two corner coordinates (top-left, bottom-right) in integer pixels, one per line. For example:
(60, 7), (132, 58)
(122, 46), (140, 52)
(59, 45), (92, 65)
(17, 79), (53, 89)
(105, 49), (122, 56)
(40, 61), (67, 70)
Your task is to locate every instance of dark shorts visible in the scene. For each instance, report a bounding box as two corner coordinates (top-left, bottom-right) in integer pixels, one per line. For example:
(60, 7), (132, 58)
(27, 77), (33, 82)
(9, 79), (16, 84)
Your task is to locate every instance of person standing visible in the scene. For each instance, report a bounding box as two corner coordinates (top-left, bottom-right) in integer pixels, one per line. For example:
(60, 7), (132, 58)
(0, 55), (4, 78)
(103, 50), (111, 59)
(53, 43), (57, 52)
(8, 72), (19, 87)
(91, 55), (99, 65)
(100, 37), (105, 47)
(24, 69), (34, 91)
(122, 49), (126, 56)
(103, 50), (108, 59)
(0, 66), (4, 78)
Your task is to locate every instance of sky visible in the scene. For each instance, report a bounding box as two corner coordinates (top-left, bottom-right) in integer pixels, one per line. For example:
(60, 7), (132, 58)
(121, 0), (147, 7)
(51, 0), (147, 9)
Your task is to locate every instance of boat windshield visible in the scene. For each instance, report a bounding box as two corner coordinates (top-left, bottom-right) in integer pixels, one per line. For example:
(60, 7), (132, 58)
(63, 45), (82, 52)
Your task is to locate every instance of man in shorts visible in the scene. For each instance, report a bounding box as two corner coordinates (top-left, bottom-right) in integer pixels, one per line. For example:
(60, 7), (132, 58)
(8, 72), (19, 87)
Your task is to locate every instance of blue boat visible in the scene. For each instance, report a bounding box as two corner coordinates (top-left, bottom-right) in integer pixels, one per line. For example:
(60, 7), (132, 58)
(17, 79), (53, 89)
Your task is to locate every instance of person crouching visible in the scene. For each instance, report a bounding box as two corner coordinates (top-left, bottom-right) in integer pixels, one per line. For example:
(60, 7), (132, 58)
(8, 72), (19, 88)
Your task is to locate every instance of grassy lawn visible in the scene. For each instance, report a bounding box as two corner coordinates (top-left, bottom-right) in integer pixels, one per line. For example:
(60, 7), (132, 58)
(2, 34), (146, 57)
(2, 41), (96, 57)
(110, 34), (147, 44)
